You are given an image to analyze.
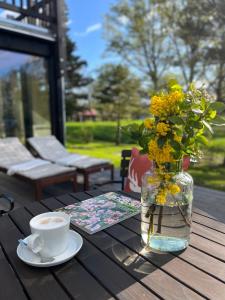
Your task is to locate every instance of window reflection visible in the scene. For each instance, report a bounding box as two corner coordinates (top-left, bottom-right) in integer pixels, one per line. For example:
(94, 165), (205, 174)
(0, 50), (51, 141)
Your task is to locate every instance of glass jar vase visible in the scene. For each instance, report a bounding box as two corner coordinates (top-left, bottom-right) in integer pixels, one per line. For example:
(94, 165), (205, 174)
(141, 160), (193, 252)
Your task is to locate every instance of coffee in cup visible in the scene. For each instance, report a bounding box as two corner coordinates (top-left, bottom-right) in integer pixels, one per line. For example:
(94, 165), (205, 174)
(27, 212), (70, 258)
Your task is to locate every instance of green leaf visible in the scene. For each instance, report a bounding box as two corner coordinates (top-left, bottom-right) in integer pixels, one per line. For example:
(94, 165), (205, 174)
(202, 120), (214, 134)
(170, 140), (181, 151)
(211, 115), (225, 125)
(209, 102), (225, 113)
(157, 137), (167, 149)
(139, 148), (148, 155)
(189, 121), (203, 129)
(195, 135), (208, 146)
(208, 110), (217, 119)
(169, 116), (184, 125)
(173, 127), (183, 136)
(170, 84), (182, 91)
(139, 123), (145, 133)
(173, 151), (182, 160)
(138, 136), (150, 148)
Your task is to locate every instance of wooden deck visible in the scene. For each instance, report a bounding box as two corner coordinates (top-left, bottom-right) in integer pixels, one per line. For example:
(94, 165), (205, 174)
(1, 189), (225, 299)
(0, 170), (225, 224)
(0, 169), (119, 209)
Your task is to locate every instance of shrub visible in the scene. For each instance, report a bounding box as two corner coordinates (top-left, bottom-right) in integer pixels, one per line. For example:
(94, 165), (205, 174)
(66, 121), (140, 144)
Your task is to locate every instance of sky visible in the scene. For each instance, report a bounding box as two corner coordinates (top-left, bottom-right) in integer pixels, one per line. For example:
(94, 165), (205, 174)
(0, 1), (118, 76)
(66, 0), (118, 77)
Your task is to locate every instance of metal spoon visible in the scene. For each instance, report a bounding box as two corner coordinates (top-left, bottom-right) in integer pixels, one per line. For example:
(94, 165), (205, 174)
(18, 239), (55, 263)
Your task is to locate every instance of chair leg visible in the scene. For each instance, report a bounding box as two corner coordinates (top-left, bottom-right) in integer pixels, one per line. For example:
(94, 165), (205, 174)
(110, 165), (114, 181)
(34, 181), (42, 201)
(83, 172), (89, 191)
(72, 173), (77, 192)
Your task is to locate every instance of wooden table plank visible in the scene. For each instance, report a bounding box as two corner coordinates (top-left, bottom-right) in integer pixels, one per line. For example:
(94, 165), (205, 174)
(193, 187), (225, 223)
(133, 211), (225, 247)
(57, 194), (202, 299)
(41, 197), (160, 300)
(106, 190), (225, 246)
(113, 191), (225, 263)
(113, 221), (225, 300)
(4, 189), (225, 300)
(0, 216), (71, 300)
(90, 191), (225, 281)
(190, 234), (225, 262)
(193, 212), (225, 234)
(0, 247), (28, 300)
(11, 204), (115, 300)
(175, 246), (225, 282)
(192, 222), (225, 246)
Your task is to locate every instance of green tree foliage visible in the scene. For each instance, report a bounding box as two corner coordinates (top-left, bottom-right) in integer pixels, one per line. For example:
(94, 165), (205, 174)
(104, 0), (173, 90)
(160, 0), (225, 101)
(93, 64), (142, 144)
(104, 0), (225, 101)
(65, 37), (92, 120)
(160, 1), (214, 83)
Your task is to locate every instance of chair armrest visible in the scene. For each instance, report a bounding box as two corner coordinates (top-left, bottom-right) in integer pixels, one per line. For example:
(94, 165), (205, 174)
(0, 194), (15, 215)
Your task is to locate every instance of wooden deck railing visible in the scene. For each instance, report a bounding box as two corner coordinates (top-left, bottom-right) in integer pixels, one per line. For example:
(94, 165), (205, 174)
(0, 0), (56, 28)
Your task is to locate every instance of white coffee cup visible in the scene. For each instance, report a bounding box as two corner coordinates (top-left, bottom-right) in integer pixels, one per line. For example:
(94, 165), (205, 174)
(27, 212), (70, 258)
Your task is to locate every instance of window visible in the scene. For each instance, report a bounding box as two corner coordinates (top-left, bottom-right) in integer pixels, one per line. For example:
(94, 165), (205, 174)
(0, 50), (51, 141)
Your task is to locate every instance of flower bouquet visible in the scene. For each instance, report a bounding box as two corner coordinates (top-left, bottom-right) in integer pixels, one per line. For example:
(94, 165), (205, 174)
(126, 81), (225, 252)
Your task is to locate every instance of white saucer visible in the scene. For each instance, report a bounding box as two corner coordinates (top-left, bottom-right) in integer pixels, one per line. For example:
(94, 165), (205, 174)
(17, 230), (83, 267)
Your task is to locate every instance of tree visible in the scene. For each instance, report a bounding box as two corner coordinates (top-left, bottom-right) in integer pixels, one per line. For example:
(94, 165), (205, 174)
(202, 0), (225, 102)
(104, 0), (173, 90)
(93, 64), (142, 144)
(104, 0), (225, 102)
(62, 1), (92, 120)
(65, 37), (92, 120)
(160, 1), (221, 88)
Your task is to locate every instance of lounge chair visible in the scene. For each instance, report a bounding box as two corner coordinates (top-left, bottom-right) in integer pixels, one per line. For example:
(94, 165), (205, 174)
(0, 138), (77, 201)
(28, 135), (114, 190)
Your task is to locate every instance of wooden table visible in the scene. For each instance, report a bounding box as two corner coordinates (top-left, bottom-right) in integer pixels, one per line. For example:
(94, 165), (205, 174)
(0, 189), (225, 300)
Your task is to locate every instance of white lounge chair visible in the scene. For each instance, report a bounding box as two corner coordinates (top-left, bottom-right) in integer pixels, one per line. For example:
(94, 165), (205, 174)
(28, 135), (114, 190)
(0, 138), (77, 200)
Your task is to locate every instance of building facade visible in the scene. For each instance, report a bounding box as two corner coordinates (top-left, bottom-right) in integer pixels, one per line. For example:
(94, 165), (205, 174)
(0, 0), (66, 143)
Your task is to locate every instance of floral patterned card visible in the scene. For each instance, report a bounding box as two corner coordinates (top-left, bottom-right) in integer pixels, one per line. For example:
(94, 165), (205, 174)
(56, 192), (141, 234)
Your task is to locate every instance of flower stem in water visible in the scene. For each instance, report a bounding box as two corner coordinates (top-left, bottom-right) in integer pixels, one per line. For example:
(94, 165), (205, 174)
(146, 204), (156, 246)
(156, 206), (163, 233)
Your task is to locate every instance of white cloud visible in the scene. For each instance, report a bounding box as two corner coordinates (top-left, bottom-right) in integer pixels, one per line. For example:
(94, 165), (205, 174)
(74, 22), (102, 37)
(86, 23), (102, 33)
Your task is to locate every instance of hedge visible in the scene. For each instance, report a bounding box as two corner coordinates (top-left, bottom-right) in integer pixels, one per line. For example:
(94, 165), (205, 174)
(66, 121), (141, 144)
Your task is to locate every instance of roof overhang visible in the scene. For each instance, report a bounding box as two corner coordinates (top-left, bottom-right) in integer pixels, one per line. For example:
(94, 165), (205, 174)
(0, 17), (56, 42)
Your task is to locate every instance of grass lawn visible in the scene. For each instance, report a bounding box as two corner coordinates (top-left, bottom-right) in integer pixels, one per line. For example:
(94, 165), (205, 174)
(66, 141), (225, 191)
(189, 166), (225, 192)
(66, 122), (225, 191)
(66, 142), (137, 169)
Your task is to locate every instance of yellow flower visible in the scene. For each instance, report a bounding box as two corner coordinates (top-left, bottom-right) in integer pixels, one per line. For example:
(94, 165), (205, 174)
(173, 134), (182, 143)
(148, 139), (174, 165)
(164, 173), (171, 180)
(156, 189), (167, 205)
(150, 91), (184, 117)
(147, 176), (160, 184)
(168, 184), (181, 195)
(144, 118), (154, 130)
(150, 95), (164, 117)
(156, 122), (170, 136)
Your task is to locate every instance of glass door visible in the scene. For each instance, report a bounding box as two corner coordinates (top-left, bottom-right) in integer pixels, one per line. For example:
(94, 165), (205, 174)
(0, 50), (51, 141)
